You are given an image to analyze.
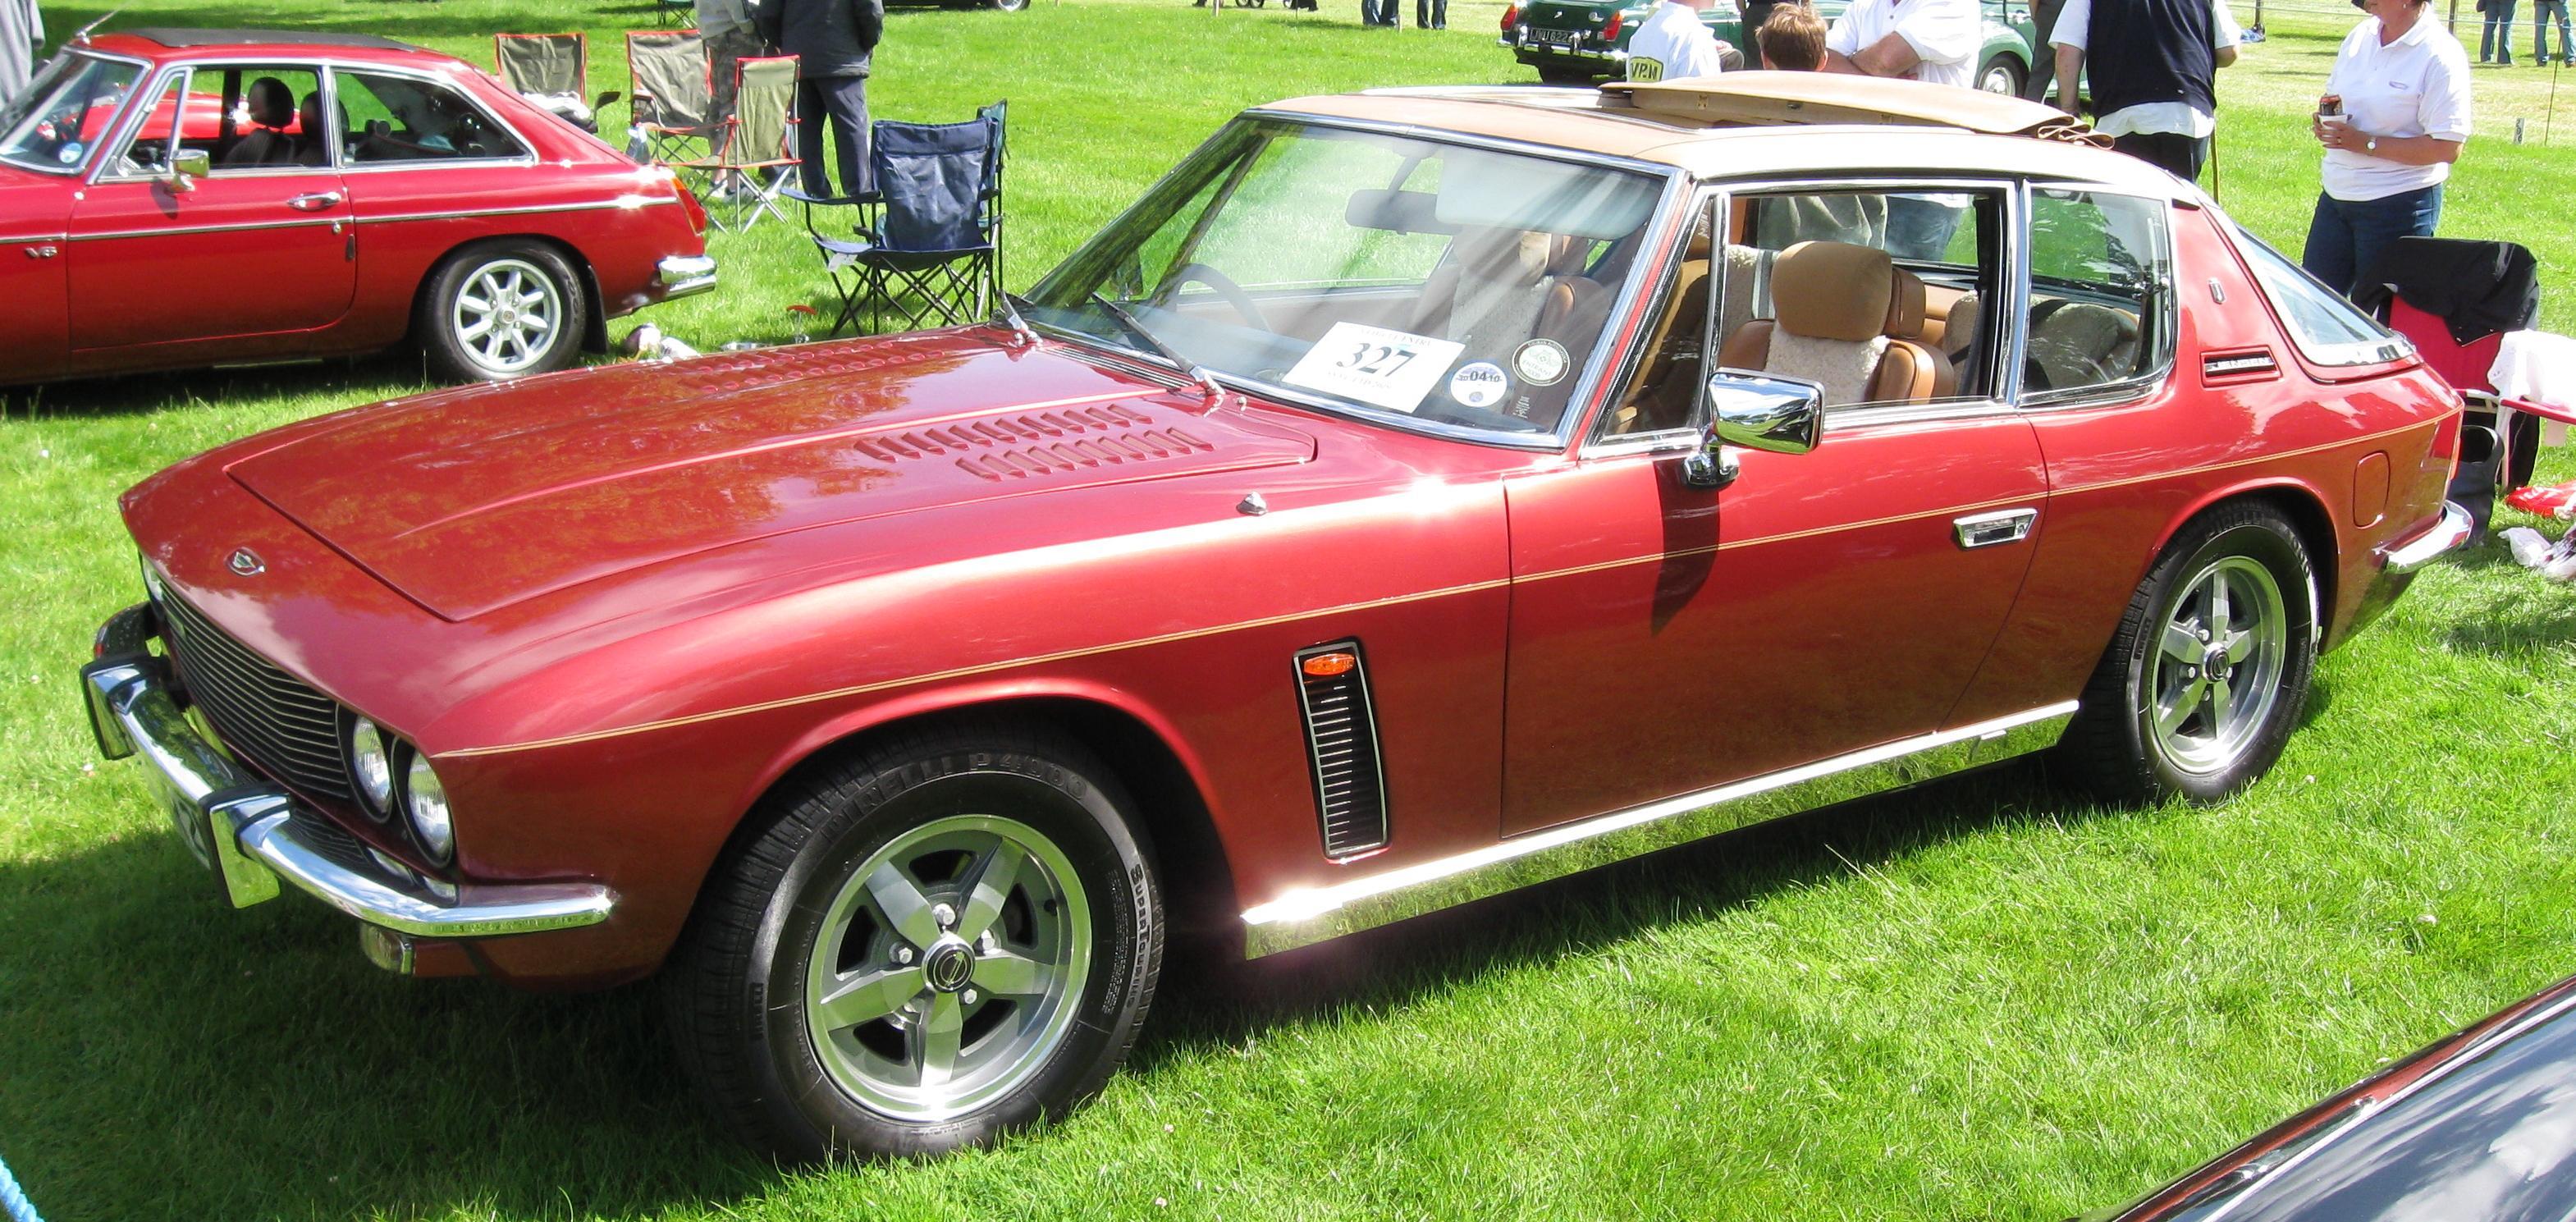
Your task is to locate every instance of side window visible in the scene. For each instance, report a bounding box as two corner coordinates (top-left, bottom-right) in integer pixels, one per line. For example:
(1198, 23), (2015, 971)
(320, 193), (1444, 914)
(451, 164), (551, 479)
(112, 73), (185, 177)
(190, 66), (327, 172)
(2232, 224), (2412, 367)
(2022, 190), (2175, 399)
(338, 71), (527, 164)
(1678, 187), (1999, 419)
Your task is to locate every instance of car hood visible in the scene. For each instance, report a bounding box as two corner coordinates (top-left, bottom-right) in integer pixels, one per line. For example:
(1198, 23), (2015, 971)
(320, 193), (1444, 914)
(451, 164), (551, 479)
(226, 332), (1318, 621)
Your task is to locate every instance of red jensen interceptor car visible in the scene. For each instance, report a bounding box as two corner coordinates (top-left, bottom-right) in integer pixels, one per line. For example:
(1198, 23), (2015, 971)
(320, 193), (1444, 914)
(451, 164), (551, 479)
(81, 75), (2472, 1160)
(0, 28), (715, 386)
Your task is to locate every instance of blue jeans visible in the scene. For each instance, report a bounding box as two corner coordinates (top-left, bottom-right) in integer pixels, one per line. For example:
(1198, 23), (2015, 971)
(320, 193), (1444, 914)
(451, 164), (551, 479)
(2301, 185), (2444, 297)
(2539, 0), (2573, 62)
(1886, 195), (1966, 261)
(2485, 0), (2519, 60)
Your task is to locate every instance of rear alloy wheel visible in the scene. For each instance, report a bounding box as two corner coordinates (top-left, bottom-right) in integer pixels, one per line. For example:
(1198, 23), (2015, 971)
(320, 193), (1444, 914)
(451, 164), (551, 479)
(2056, 502), (2317, 804)
(418, 241), (585, 383)
(666, 725), (1162, 1160)
(1977, 54), (2025, 97)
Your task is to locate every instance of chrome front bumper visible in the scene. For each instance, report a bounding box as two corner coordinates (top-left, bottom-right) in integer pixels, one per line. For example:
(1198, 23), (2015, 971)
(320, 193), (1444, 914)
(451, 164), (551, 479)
(80, 602), (614, 941)
(2378, 501), (2477, 573)
(656, 254), (718, 300)
(1499, 35), (1626, 63)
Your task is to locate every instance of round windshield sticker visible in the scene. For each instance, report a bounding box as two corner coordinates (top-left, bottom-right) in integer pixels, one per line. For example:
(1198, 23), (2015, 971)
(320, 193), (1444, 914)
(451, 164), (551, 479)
(1513, 339), (1570, 387)
(1449, 361), (1509, 409)
(57, 142), (82, 165)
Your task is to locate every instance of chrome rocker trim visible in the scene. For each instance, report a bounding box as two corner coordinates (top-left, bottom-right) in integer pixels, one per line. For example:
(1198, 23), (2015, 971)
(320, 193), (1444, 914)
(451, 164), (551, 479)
(2377, 501), (2475, 574)
(656, 254), (719, 300)
(81, 602), (615, 940)
(1241, 700), (2080, 956)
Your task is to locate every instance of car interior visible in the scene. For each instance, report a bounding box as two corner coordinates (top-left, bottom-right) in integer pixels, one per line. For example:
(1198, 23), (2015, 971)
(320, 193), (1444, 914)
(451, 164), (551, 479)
(117, 66), (523, 176)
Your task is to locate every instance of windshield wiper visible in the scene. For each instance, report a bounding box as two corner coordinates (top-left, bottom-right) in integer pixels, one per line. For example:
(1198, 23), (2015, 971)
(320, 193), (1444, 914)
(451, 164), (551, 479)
(995, 291), (1039, 348)
(1087, 291), (1224, 403)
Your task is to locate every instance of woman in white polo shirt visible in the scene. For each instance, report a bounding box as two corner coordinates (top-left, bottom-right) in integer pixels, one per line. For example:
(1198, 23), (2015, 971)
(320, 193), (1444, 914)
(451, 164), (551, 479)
(2300, 0), (2473, 296)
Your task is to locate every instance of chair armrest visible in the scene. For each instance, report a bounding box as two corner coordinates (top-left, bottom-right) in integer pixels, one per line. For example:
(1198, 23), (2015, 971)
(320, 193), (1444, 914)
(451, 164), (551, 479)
(781, 186), (885, 207)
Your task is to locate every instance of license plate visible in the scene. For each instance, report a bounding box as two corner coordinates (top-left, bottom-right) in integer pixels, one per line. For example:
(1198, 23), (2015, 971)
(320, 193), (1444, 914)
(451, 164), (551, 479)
(1533, 27), (1580, 46)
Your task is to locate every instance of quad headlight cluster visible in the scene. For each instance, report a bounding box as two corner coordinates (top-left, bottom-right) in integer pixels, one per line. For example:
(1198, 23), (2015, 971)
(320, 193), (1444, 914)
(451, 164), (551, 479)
(345, 716), (454, 863)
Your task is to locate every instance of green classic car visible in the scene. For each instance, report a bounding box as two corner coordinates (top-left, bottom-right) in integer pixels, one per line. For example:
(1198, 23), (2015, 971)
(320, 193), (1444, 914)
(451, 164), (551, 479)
(1501, 0), (2041, 94)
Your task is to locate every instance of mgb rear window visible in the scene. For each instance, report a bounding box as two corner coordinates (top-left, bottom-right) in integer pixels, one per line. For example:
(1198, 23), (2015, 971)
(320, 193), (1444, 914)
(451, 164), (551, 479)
(2233, 223), (2412, 368)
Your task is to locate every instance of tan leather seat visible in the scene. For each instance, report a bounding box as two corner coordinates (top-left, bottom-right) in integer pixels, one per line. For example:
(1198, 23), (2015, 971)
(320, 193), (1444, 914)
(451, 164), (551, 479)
(1714, 240), (1953, 408)
(1942, 291), (1981, 365)
(1415, 229), (1605, 356)
(2029, 300), (2141, 391)
(1606, 226), (1714, 436)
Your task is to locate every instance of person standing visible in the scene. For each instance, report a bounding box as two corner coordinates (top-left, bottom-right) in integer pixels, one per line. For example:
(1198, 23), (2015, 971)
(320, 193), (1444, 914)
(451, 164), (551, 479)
(697, 0), (763, 130)
(1361, 0), (1401, 28)
(2537, 0), (2572, 63)
(758, 0), (884, 198)
(1821, 0), (1979, 89)
(1735, 0), (1778, 62)
(2300, 0), (2471, 295)
(1417, 0), (1446, 29)
(1627, 0), (1729, 79)
(1, 0), (39, 105)
(2019, 0), (2065, 101)
(2482, 0), (2519, 63)
(2050, 0), (2243, 181)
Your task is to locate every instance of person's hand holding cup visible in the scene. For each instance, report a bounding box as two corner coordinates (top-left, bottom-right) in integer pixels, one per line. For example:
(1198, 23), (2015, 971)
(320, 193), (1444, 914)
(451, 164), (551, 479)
(2313, 94), (2350, 148)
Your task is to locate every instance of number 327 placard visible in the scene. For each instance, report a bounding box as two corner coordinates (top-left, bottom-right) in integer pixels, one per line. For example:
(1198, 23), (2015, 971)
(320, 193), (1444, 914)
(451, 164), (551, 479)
(1283, 323), (1467, 414)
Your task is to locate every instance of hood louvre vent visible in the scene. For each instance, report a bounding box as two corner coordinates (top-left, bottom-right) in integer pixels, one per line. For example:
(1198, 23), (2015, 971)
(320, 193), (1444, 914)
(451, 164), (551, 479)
(1294, 641), (1389, 860)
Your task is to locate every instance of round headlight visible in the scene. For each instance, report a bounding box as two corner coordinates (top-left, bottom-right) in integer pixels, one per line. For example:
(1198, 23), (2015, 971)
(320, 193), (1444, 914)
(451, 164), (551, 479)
(404, 752), (453, 863)
(348, 718), (396, 816)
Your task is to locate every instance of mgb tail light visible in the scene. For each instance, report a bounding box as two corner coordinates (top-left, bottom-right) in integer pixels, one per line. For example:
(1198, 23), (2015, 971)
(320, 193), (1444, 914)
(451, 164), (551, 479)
(1500, 3), (1519, 30)
(670, 173), (710, 236)
(1601, 9), (1622, 39)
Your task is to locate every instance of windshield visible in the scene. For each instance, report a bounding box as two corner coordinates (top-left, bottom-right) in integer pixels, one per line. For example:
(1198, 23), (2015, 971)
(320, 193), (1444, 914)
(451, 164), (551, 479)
(1027, 118), (1668, 442)
(1, 53), (145, 174)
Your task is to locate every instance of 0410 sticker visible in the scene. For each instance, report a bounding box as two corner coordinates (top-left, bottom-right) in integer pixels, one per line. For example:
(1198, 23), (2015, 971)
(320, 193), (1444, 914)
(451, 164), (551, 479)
(1448, 361), (1509, 410)
(1284, 322), (1467, 414)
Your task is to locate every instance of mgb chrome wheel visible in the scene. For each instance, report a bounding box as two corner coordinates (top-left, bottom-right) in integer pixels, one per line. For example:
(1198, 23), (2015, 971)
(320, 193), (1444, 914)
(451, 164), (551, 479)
(451, 258), (564, 374)
(2148, 556), (2290, 776)
(804, 813), (1092, 1122)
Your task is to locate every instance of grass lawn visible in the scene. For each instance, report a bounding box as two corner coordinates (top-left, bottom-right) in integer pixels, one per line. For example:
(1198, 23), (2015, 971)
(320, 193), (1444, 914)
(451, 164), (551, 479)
(7, 2), (2576, 1220)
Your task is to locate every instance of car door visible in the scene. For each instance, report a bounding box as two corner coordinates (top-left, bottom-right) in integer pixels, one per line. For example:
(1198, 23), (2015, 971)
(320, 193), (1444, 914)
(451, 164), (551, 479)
(1498, 183), (2048, 835)
(0, 171), (74, 384)
(65, 62), (355, 357)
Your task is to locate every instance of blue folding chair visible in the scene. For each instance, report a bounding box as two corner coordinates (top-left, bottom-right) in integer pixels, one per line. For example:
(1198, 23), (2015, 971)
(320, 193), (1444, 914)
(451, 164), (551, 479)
(789, 102), (1006, 336)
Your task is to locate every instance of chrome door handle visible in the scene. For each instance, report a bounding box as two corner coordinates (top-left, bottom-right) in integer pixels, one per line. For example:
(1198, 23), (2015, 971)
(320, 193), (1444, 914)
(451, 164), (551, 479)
(1953, 508), (2038, 549)
(286, 192), (344, 212)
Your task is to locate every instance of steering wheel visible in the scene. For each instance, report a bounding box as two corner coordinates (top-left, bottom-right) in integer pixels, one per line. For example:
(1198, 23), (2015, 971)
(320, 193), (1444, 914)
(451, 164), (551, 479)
(1156, 262), (1270, 331)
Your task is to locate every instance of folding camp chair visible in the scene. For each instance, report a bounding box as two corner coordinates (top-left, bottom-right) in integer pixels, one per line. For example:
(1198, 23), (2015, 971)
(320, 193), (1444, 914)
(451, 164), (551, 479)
(494, 32), (588, 100)
(2356, 236), (2557, 539)
(626, 30), (713, 163)
(670, 54), (799, 232)
(789, 103), (1008, 336)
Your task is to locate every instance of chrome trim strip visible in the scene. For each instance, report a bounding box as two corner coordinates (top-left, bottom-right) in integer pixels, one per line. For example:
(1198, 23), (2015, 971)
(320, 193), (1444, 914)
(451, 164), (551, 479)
(1240, 700), (2079, 955)
(2377, 501), (2474, 574)
(351, 198), (670, 225)
(81, 603), (615, 937)
(67, 216), (341, 240)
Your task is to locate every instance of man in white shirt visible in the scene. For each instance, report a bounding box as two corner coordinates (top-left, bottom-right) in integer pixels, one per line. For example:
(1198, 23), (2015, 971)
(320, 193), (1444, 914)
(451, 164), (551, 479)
(2052, 0), (2242, 181)
(1627, 0), (1731, 81)
(1821, 0), (1980, 89)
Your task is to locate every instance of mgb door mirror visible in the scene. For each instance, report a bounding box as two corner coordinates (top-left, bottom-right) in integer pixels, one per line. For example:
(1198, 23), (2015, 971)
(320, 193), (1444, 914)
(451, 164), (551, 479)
(1681, 370), (1824, 489)
(164, 149), (209, 194)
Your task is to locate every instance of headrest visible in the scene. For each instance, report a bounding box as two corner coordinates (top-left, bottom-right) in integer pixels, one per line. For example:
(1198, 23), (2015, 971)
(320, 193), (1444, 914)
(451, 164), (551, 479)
(1773, 241), (1892, 342)
(247, 78), (295, 128)
(2039, 302), (2139, 347)
(298, 93), (324, 133)
(1945, 291), (1982, 356)
(1546, 234), (1588, 277)
(1884, 268), (1928, 340)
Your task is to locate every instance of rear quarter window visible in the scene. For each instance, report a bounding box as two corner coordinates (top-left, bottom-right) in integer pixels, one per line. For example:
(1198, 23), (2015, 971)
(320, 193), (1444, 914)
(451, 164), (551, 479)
(2231, 223), (2412, 368)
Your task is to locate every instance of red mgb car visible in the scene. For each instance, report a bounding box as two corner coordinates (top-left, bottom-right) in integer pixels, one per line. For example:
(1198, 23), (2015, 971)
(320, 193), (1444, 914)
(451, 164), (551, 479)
(0, 29), (715, 386)
(80, 76), (2471, 1159)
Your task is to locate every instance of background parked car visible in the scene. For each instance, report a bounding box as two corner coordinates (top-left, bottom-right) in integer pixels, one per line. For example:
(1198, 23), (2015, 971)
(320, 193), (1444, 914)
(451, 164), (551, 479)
(0, 28), (716, 387)
(1502, 0), (2041, 92)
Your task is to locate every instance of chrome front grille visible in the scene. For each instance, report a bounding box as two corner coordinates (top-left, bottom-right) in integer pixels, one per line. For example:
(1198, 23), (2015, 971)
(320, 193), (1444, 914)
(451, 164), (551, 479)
(1293, 642), (1389, 859)
(156, 593), (350, 803)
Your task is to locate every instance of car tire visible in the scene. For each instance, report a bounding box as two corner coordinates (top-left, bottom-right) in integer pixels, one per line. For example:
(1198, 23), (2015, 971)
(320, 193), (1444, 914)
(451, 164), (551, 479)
(2055, 501), (2319, 805)
(664, 721), (1164, 1161)
(1977, 53), (2025, 97)
(990, 0), (1030, 11)
(416, 240), (587, 384)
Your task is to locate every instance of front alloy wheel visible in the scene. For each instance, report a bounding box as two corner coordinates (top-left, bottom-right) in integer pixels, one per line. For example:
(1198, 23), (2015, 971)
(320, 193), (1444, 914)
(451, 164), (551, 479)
(666, 725), (1162, 1161)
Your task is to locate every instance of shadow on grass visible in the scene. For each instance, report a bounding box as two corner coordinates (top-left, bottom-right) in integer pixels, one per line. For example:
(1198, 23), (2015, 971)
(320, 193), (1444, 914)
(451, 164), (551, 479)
(0, 754), (2094, 1220)
(2436, 543), (2576, 655)
(0, 354), (436, 421)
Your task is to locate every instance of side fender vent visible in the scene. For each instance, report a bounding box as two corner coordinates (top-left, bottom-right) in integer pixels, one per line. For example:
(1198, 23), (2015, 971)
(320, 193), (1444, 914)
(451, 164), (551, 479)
(1294, 641), (1389, 859)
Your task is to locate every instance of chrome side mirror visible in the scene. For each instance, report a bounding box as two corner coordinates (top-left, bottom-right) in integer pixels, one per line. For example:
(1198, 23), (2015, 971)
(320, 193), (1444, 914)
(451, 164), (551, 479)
(164, 148), (209, 194)
(1681, 370), (1824, 489)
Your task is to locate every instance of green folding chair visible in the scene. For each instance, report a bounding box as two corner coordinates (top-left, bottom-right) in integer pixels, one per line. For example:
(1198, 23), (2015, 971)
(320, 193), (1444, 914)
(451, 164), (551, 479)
(493, 32), (588, 102)
(672, 54), (798, 232)
(626, 29), (713, 164)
